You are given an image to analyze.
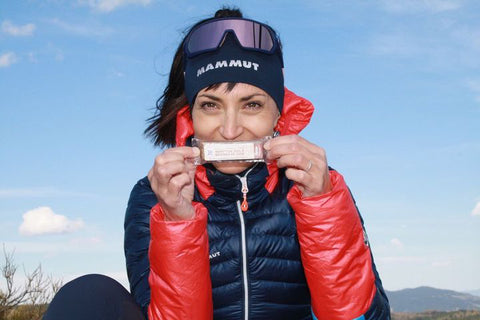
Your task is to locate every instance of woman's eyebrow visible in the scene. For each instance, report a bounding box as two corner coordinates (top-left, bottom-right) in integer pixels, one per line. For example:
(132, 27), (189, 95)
(239, 93), (267, 101)
(196, 94), (222, 101)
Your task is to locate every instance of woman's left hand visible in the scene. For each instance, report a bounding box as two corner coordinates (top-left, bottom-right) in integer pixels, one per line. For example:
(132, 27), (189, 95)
(264, 135), (332, 197)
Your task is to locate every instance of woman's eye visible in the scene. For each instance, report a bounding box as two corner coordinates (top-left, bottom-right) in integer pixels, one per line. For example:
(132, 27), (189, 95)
(200, 102), (217, 110)
(245, 102), (262, 110)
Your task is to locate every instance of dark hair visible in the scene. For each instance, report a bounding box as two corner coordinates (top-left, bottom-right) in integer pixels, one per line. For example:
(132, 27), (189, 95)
(144, 7), (243, 148)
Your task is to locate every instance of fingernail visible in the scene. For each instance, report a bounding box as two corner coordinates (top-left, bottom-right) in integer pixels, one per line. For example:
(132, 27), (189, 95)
(264, 141), (271, 150)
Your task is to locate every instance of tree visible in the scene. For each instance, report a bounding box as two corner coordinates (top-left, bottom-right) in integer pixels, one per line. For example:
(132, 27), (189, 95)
(0, 246), (62, 320)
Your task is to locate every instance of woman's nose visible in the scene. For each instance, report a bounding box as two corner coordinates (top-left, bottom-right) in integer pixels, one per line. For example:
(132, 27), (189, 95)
(219, 111), (243, 140)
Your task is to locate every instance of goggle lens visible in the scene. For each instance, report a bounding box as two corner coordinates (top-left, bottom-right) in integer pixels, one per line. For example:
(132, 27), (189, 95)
(185, 18), (277, 57)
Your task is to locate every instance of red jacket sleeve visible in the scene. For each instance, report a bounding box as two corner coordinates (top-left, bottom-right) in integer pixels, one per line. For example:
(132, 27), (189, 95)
(287, 170), (376, 320)
(148, 202), (213, 320)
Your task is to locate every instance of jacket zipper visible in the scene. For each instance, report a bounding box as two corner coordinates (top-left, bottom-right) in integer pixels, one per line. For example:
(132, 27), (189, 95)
(236, 164), (256, 212)
(235, 165), (256, 320)
(236, 201), (249, 320)
(239, 175), (249, 211)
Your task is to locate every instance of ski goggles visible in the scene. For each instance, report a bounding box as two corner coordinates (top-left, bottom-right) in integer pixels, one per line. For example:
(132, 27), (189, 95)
(183, 17), (281, 58)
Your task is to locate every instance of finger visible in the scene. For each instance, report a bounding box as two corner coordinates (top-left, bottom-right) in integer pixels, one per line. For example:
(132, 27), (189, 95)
(266, 142), (309, 161)
(153, 146), (200, 168)
(268, 143), (326, 167)
(264, 135), (312, 151)
(167, 172), (193, 197)
(286, 167), (330, 197)
(164, 146), (200, 159)
(285, 167), (312, 186)
(275, 153), (311, 171)
(185, 160), (198, 176)
(152, 160), (188, 185)
(266, 136), (323, 159)
(153, 153), (184, 169)
(153, 147), (199, 176)
(158, 172), (193, 209)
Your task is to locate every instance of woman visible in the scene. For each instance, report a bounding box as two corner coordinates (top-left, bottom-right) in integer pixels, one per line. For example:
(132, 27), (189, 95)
(44, 7), (390, 320)
(124, 7), (390, 320)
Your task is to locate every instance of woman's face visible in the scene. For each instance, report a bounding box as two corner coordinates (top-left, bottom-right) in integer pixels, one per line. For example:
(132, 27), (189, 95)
(192, 82), (280, 174)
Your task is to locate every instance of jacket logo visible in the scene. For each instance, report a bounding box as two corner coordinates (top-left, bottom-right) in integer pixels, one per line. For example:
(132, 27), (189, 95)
(209, 251), (221, 259)
(197, 60), (259, 77)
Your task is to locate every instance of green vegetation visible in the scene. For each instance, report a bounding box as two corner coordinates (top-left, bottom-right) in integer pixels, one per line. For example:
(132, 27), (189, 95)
(1, 304), (48, 320)
(1, 247), (61, 320)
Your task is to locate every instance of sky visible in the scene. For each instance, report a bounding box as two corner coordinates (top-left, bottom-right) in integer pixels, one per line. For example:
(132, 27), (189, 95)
(0, 0), (479, 294)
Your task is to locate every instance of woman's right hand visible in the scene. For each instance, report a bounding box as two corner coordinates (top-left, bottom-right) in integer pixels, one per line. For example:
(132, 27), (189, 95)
(147, 146), (200, 221)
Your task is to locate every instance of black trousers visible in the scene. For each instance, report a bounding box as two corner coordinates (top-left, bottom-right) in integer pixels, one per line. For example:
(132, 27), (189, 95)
(43, 274), (145, 320)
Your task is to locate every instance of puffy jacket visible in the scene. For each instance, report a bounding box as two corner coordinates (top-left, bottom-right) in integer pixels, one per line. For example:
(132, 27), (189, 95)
(124, 88), (391, 319)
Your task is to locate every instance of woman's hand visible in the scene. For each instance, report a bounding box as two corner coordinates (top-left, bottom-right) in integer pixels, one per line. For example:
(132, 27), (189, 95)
(148, 147), (200, 221)
(264, 135), (331, 197)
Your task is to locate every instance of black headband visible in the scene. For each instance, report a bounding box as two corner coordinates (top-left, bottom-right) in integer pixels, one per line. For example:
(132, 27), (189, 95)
(184, 34), (284, 112)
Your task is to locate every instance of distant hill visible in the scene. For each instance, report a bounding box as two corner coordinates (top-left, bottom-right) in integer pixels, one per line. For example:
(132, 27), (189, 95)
(392, 310), (480, 320)
(466, 290), (480, 297)
(386, 286), (480, 313)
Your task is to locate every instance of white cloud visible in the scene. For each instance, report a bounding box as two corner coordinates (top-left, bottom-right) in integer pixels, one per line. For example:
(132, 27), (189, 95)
(48, 18), (113, 37)
(390, 238), (404, 249)
(0, 52), (18, 68)
(78, 0), (151, 12)
(19, 207), (84, 236)
(472, 201), (480, 216)
(380, 0), (462, 13)
(1, 20), (36, 36)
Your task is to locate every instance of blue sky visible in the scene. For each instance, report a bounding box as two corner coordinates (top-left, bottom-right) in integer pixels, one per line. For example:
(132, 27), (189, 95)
(1, 0), (479, 293)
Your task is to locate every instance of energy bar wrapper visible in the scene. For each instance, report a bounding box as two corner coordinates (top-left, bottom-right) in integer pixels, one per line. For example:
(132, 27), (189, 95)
(191, 137), (271, 165)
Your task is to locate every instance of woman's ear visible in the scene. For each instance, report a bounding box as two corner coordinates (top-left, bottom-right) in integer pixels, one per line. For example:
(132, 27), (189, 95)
(273, 110), (281, 127)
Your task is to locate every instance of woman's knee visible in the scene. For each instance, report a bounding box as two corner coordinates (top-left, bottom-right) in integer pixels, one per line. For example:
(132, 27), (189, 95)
(43, 274), (144, 320)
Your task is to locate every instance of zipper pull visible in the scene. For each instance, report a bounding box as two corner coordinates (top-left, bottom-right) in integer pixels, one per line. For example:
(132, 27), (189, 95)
(239, 176), (249, 212)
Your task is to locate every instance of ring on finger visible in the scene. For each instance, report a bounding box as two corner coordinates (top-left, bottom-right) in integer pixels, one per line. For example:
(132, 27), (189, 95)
(305, 160), (312, 172)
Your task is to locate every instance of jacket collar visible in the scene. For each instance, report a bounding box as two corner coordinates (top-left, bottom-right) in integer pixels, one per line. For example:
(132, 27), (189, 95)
(202, 163), (268, 203)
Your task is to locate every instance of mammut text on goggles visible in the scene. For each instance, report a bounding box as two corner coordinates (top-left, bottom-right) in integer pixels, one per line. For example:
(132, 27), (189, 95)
(184, 18), (281, 58)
